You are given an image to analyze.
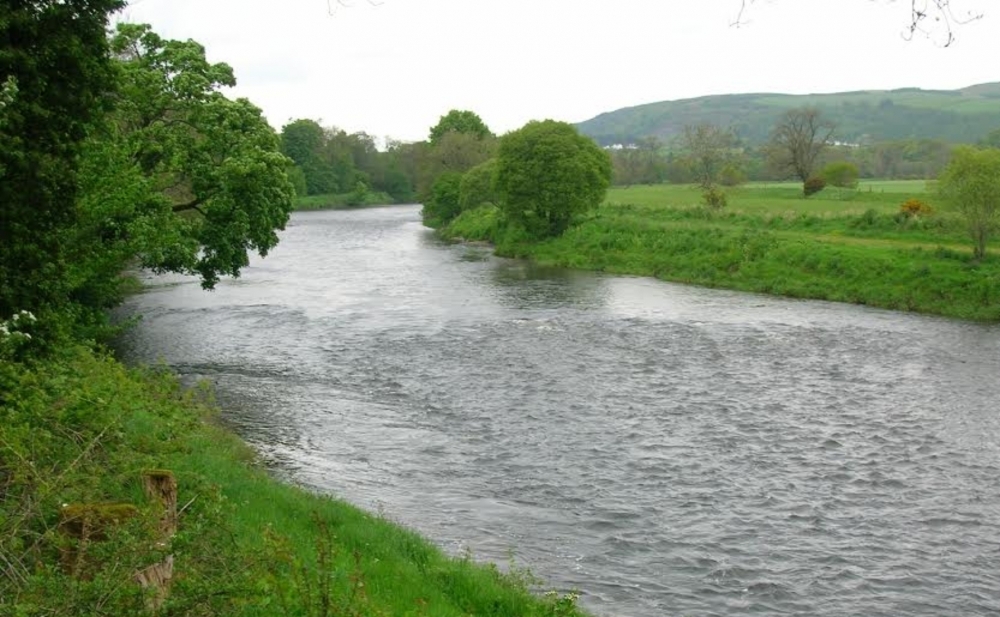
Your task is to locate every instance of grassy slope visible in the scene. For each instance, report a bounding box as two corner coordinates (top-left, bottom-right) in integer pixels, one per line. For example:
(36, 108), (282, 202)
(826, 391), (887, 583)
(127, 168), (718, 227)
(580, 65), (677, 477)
(0, 347), (586, 617)
(575, 84), (1000, 145)
(442, 181), (1000, 321)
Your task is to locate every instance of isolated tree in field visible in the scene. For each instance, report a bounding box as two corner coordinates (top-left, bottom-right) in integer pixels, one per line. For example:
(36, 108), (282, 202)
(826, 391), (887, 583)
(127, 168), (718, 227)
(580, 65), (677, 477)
(429, 109), (493, 145)
(682, 124), (741, 190)
(938, 146), (1000, 260)
(767, 107), (836, 194)
(496, 120), (612, 238)
(822, 161), (860, 189)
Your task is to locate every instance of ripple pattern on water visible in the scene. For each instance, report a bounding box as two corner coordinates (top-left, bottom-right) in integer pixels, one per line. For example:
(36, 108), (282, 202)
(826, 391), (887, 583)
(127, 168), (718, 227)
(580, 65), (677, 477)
(116, 206), (1000, 617)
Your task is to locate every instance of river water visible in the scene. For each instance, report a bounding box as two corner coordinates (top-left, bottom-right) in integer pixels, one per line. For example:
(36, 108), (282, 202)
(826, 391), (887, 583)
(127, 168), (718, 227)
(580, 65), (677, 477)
(115, 205), (1000, 616)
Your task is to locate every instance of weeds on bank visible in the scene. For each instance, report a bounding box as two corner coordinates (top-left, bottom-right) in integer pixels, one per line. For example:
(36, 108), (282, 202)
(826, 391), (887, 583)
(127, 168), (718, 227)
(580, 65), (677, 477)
(1, 344), (589, 616)
(440, 184), (1000, 321)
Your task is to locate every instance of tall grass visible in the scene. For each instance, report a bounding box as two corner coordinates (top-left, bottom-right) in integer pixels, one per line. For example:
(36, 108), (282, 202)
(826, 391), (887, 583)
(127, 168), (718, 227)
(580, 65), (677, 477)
(0, 345), (587, 616)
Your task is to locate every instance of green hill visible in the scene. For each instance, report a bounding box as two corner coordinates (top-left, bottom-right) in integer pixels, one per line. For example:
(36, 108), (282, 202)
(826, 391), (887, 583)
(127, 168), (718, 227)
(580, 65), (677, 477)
(576, 83), (1000, 146)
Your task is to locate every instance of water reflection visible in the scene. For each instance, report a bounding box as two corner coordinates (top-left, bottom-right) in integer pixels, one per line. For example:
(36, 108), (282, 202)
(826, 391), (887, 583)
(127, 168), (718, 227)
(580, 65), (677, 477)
(488, 260), (610, 310)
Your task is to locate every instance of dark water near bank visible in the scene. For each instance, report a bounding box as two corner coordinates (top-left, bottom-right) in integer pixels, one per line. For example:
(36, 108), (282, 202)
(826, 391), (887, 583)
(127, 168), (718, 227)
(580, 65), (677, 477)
(116, 205), (1000, 616)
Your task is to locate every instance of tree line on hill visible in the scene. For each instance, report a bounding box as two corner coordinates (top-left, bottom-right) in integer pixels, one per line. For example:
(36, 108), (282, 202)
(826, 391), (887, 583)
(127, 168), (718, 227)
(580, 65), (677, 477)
(607, 112), (1000, 188)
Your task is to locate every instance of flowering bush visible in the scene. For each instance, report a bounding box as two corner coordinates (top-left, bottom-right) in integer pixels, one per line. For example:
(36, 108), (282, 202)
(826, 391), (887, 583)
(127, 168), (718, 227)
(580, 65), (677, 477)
(0, 310), (37, 360)
(899, 198), (934, 217)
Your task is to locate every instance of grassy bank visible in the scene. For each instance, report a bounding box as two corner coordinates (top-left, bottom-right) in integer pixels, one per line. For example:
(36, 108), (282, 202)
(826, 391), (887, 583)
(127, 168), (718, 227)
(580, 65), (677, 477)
(0, 345), (585, 616)
(294, 191), (398, 211)
(441, 181), (1000, 321)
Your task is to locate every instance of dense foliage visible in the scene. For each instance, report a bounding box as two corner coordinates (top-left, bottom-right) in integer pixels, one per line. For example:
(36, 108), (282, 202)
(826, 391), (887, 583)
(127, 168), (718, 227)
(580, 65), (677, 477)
(429, 109), (493, 145)
(938, 146), (1000, 259)
(496, 120), (612, 238)
(0, 0), (125, 329)
(279, 119), (417, 203)
(822, 161), (860, 189)
(418, 111), (496, 225)
(1, 12), (295, 338)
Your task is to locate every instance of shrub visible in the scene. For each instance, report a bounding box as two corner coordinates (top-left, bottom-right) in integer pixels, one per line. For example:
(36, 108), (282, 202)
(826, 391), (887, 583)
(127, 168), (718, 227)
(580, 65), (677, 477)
(822, 161), (860, 189)
(701, 186), (727, 209)
(803, 176), (826, 197)
(899, 198), (934, 218)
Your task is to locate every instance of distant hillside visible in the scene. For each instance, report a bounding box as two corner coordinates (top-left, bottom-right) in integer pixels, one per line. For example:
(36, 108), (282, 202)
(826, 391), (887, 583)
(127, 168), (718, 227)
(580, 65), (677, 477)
(576, 83), (1000, 147)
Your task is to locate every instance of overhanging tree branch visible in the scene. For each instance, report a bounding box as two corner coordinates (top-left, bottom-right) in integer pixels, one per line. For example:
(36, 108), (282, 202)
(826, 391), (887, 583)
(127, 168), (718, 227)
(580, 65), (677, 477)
(171, 198), (206, 216)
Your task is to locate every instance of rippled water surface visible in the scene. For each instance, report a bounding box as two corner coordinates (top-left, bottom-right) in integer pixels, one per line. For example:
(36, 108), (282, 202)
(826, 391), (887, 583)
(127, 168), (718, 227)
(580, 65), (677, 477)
(116, 206), (1000, 616)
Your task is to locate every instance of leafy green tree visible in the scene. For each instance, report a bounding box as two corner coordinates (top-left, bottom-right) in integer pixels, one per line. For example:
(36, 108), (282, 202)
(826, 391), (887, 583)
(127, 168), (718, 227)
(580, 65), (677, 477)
(281, 119), (339, 195)
(767, 107), (836, 194)
(938, 146), (1000, 260)
(421, 172), (464, 227)
(429, 109), (493, 145)
(287, 165), (309, 197)
(87, 23), (294, 289)
(496, 120), (612, 238)
(416, 131), (496, 202)
(459, 158), (499, 211)
(822, 161), (860, 189)
(0, 0), (125, 322)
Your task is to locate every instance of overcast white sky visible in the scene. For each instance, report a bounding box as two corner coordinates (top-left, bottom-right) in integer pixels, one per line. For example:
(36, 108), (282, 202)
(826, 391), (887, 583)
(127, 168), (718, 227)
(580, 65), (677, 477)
(118, 0), (996, 142)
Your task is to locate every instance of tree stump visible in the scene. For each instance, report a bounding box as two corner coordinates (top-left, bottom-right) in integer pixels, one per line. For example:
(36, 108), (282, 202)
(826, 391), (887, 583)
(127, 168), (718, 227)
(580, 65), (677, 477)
(135, 469), (179, 612)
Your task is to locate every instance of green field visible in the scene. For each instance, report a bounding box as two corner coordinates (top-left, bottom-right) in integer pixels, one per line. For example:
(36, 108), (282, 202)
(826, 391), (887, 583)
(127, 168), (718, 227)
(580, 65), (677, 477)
(443, 181), (1000, 321)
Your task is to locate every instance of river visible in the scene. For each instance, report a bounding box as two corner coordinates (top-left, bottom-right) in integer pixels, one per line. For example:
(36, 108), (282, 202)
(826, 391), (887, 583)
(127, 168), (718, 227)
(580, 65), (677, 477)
(115, 205), (1000, 616)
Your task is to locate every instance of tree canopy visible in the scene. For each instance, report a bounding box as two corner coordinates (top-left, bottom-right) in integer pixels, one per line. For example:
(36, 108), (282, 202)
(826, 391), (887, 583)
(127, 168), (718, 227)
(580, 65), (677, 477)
(767, 107), (836, 192)
(1, 8), (295, 341)
(938, 146), (1000, 260)
(496, 120), (612, 238)
(89, 23), (295, 290)
(429, 109), (493, 145)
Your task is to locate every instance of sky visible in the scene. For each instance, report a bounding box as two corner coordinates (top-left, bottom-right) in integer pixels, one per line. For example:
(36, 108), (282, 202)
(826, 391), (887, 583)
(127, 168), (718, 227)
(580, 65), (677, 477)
(117, 0), (997, 143)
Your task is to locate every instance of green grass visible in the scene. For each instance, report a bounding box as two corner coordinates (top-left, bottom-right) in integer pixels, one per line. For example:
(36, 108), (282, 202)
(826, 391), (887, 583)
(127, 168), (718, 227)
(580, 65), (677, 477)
(442, 181), (1000, 321)
(0, 346), (587, 617)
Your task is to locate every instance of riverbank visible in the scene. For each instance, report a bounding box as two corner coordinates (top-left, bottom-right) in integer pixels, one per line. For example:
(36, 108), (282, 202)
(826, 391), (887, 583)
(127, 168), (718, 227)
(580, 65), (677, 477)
(0, 345), (586, 616)
(440, 182), (1000, 321)
(294, 190), (398, 211)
